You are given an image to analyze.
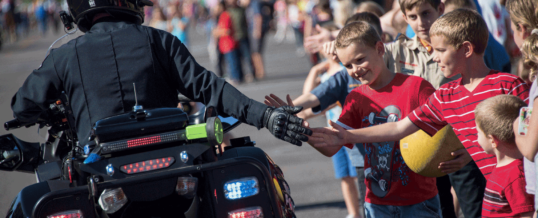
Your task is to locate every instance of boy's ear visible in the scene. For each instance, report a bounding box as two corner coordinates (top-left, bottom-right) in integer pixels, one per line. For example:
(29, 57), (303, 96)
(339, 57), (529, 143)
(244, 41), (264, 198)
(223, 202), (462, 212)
(376, 41), (385, 56)
(490, 134), (501, 149)
(461, 41), (474, 58)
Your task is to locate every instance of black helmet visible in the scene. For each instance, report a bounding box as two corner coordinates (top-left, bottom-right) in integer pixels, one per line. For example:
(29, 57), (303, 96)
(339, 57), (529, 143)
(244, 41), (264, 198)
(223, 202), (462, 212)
(67, 0), (153, 32)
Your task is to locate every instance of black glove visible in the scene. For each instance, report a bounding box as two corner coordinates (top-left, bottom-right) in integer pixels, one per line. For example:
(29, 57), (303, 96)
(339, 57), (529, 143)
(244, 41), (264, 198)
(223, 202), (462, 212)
(263, 106), (313, 146)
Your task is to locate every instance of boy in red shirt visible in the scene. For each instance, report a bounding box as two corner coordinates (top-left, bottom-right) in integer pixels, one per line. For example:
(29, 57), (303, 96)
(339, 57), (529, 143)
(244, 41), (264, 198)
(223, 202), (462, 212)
(327, 21), (440, 216)
(474, 95), (534, 217)
(308, 9), (529, 216)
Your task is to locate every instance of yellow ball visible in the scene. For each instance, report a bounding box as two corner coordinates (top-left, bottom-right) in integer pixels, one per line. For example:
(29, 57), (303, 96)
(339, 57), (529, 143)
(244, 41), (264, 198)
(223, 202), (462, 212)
(400, 125), (465, 177)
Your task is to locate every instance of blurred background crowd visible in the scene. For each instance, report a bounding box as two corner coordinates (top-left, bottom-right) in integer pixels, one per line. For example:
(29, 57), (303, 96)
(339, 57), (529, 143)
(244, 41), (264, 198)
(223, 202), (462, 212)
(0, 0), (527, 84)
(0, 0), (531, 217)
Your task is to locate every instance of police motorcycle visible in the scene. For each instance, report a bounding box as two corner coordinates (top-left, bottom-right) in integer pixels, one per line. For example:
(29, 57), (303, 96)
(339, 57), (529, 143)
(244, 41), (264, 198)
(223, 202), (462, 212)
(1, 90), (296, 218)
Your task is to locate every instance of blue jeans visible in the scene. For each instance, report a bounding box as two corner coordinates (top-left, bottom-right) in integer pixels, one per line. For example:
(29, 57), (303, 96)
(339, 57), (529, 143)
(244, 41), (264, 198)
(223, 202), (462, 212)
(237, 38), (254, 76)
(224, 49), (242, 81)
(364, 195), (442, 218)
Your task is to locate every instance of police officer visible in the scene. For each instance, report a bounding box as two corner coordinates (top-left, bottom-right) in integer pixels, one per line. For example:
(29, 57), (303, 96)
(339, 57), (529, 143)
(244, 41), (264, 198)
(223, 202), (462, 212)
(10, 0), (311, 146)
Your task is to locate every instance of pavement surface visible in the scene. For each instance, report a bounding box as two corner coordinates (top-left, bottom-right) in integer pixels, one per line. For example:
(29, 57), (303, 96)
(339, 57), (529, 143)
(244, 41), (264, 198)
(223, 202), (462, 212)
(0, 25), (350, 217)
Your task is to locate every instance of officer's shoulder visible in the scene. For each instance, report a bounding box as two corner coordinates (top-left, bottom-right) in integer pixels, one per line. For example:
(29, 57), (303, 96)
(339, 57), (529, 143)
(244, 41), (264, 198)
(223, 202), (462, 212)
(48, 34), (84, 56)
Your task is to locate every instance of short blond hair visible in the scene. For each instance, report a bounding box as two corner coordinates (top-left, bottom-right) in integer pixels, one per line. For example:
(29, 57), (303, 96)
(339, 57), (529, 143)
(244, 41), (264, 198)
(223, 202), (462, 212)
(475, 95), (527, 144)
(335, 21), (381, 49)
(506, 0), (538, 81)
(399, 0), (441, 15)
(429, 8), (488, 55)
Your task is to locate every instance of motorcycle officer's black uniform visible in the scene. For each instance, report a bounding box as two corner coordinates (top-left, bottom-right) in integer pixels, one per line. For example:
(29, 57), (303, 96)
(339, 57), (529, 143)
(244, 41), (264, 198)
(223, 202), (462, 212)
(10, 0), (311, 146)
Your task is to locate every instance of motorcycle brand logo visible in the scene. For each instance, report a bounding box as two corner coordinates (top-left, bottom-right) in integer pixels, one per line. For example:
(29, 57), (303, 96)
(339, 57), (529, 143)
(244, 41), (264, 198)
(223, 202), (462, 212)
(89, 0), (96, 7)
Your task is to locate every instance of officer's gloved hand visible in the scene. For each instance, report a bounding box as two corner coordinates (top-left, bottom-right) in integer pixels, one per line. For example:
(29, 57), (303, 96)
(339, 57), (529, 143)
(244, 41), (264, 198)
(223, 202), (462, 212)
(263, 106), (313, 146)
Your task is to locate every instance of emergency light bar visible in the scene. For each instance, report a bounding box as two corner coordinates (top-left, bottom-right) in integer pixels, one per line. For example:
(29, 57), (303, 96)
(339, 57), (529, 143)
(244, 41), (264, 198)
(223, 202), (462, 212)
(100, 131), (187, 154)
(98, 120), (221, 154)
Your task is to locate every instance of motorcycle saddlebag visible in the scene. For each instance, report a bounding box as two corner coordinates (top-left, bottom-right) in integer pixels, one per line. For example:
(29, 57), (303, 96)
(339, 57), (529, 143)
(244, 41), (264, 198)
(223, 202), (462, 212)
(93, 108), (189, 143)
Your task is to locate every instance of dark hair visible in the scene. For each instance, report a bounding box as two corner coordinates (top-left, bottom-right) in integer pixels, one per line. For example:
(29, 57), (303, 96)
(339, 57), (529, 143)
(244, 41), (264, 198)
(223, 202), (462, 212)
(345, 12), (382, 37)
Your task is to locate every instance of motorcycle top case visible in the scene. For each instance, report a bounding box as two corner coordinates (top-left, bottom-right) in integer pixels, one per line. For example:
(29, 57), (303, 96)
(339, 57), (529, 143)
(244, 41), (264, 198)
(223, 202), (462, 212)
(93, 108), (189, 143)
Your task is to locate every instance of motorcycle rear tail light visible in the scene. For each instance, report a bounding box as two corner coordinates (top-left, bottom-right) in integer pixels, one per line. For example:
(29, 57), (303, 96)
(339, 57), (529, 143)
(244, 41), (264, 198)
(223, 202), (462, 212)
(100, 130), (187, 154)
(224, 177), (259, 200)
(121, 157), (175, 174)
(98, 188), (128, 214)
(228, 207), (263, 218)
(176, 177), (198, 198)
(47, 210), (83, 218)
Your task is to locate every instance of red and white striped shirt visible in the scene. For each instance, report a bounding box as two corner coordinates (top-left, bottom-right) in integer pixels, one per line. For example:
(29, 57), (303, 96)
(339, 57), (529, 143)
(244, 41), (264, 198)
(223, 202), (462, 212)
(408, 71), (529, 178)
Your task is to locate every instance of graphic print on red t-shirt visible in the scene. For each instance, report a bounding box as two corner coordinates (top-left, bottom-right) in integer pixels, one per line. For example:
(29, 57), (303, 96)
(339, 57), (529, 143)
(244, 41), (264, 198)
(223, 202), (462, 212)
(337, 74), (438, 206)
(408, 71), (530, 178)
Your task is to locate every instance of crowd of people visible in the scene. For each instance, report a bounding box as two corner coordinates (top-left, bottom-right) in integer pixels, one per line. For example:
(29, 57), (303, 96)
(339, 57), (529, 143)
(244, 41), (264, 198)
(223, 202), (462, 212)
(142, 0), (274, 85)
(261, 0), (538, 218)
(0, 0), (62, 45)
(6, 0), (538, 217)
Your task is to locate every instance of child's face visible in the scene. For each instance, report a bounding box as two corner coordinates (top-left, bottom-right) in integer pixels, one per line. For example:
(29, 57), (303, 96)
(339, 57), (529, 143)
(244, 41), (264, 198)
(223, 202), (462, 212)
(336, 42), (385, 87)
(476, 124), (494, 155)
(403, 2), (444, 43)
(431, 35), (465, 78)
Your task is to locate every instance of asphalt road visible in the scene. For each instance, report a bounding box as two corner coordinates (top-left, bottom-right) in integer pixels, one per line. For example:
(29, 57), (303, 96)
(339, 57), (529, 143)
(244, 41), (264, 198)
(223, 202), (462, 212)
(0, 25), (349, 217)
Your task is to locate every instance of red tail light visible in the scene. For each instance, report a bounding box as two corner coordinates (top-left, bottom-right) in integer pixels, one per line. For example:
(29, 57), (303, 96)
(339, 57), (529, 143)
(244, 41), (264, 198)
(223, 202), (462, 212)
(228, 207), (263, 218)
(47, 210), (83, 218)
(121, 157), (175, 174)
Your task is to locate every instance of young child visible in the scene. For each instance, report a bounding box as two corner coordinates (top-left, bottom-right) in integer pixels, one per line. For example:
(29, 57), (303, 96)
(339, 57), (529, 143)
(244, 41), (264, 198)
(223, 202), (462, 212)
(474, 95), (534, 217)
(322, 21), (441, 217)
(320, 2), (484, 216)
(506, 0), (538, 214)
(264, 13), (386, 218)
(308, 8), (529, 217)
(384, 0), (451, 89)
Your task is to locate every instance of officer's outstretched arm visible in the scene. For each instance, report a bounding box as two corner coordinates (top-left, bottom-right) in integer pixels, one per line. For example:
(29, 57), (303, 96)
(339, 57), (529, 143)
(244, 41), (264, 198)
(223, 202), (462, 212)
(164, 31), (312, 146)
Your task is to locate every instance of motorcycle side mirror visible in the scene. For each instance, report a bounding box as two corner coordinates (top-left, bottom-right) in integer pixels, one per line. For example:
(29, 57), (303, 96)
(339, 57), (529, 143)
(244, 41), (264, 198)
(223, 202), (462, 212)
(0, 134), (40, 173)
(0, 134), (22, 171)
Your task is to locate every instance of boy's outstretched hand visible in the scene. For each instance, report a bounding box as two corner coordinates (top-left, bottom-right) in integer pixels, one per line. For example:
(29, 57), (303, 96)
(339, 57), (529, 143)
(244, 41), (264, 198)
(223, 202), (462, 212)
(264, 94), (293, 108)
(322, 40), (339, 62)
(308, 120), (347, 148)
(438, 148), (472, 174)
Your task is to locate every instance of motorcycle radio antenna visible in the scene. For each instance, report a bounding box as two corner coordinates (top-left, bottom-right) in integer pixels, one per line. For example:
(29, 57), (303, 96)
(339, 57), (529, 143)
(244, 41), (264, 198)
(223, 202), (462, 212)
(133, 83), (143, 111)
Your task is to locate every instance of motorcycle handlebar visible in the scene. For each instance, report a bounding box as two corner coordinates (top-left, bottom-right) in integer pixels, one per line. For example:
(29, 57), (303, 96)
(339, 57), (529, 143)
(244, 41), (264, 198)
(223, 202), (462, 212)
(4, 119), (35, 131)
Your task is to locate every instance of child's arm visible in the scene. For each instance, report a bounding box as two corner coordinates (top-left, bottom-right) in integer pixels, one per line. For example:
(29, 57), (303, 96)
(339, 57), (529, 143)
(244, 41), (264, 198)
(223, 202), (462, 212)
(308, 117), (420, 156)
(514, 98), (538, 161)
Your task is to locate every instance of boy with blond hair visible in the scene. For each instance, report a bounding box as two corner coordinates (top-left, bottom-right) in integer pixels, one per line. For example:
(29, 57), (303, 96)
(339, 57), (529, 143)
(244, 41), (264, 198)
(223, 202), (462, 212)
(475, 95), (534, 217)
(308, 9), (530, 217)
(322, 20), (441, 217)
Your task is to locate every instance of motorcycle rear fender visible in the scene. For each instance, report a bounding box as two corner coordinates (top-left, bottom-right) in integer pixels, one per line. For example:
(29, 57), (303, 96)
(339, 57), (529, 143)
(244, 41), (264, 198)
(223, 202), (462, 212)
(31, 155), (281, 218)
